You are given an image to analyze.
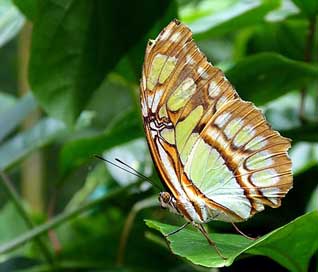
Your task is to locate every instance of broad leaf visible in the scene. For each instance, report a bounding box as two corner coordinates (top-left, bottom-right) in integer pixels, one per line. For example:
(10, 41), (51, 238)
(226, 52), (318, 105)
(245, 19), (307, 61)
(0, 92), (16, 114)
(0, 118), (66, 170)
(65, 162), (112, 210)
(289, 142), (318, 174)
(189, 0), (279, 39)
(0, 0), (24, 47)
(85, 74), (135, 128)
(103, 138), (153, 187)
(0, 93), (37, 141)
(291, 0), (318, 18)
(0, 203), (31, 257)
(265, 0), (299, 22)
(146, 211), (318, 271)
(13, 0), (36, 20)
(59, 109), (143, 175)
(113, 1), (178, 84)
(29, 0), (174, 126)
(281, 124), (318, 143)
(0, 256), (39, 272)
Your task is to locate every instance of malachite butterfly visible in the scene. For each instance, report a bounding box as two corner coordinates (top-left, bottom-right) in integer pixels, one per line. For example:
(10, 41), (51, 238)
(140, 19), (292, 256)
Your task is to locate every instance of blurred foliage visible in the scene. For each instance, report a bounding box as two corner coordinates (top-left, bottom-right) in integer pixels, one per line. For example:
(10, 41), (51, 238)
(0, 0), (317, 271)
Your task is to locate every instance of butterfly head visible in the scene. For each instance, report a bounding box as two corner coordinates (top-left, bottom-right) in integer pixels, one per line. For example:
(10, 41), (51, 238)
(159, 192), (179, 215)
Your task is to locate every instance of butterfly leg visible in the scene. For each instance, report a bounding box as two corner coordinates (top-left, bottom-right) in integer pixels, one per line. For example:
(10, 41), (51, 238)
(197, 224), (226, 260)
(231, 222), (257, 240)
(164, 222), (190, 237)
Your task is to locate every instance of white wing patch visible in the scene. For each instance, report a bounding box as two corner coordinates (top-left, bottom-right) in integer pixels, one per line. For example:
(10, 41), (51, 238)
(214, 112), (231, 128)
(151, 89), (163, 113)
(208, 81), (221, 97)
(184, 137), (252, 220)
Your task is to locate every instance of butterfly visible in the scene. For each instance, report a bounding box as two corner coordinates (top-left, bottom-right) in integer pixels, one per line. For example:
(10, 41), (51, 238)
(140, 19), (292, 257)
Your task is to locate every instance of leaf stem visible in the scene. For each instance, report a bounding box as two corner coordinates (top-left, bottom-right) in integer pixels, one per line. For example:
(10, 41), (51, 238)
(0, 181), (140, 255)
(0, 171), (53, 263)
(47, 182), (64, 254)
(299, 16), (316, 123)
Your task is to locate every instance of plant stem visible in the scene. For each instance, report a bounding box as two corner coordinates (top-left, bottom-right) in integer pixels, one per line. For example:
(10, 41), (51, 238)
(0, 181), (140, 255)
(18, 22), (45, 213)
(116, 195), (158, 265)
(0, 172), (53, 263)
(299, 16), (316, 123)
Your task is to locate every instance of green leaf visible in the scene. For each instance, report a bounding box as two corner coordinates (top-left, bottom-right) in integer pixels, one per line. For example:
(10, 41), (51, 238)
(307, 185), (318, 212)
(245, 19), (307, 61)
(13, 0), (36, 20)
(265, 0), (300, 22)
(0, 182), (139, 256)
(179, 0), (237, 23)
(263, 92), (302, 130)
(0, 0), (24, 47)
(85, 74), (135, 127)
(289, 142), (318, 175)
(0, 93), (37, 141)
(146, 220), (252, 267)
(0, 117), (66, 170)
(0, 203), (31, 257)
(189, 0), (279, 39)
(29, 0), (174, 126)
(0, 92), (16, 114)
(291, 0), (318, 18)
(65, 162), (111, 210)
(55, 208), (124, 266)
(281, 124), (318, 143)
(226, 52), (318, 105)
(104, 138), (153, 187)
(146, 211), (318, 271)
(263, 91), (317, 134)
(246, 212), (318, 272)
(113, 1), (178, 83)
(59, 109), (143, 175)
(0, 256), (39, 272)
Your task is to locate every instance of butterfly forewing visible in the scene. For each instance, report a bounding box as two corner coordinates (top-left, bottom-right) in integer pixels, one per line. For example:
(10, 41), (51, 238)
(140, 19), (292, 223)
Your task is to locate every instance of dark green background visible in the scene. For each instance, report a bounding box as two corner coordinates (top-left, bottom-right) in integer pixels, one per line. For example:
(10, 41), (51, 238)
(0, 0), (317, 271)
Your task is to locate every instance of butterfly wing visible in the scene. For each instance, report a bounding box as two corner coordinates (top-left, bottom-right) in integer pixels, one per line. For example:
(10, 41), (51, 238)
(140, 20), (192, 197)
(140, 20), (292, 222)
(181, 99), (292, 221)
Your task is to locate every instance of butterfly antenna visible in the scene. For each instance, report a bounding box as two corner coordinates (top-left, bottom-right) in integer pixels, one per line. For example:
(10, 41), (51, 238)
(114, 158), (150, 181)
(94, 155), (161, 190)
(114, 158), (162, 190)
(95, 155), (145, 180)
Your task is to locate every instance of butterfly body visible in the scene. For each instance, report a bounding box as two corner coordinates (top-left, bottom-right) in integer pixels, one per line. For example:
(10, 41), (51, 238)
(159, 191), (240, 224)
(141, 19), (292, 227)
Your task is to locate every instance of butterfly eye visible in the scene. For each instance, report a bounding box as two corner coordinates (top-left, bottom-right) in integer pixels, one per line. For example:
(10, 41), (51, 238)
(159, 192), (171, 204)
(163, 192), (171, 203)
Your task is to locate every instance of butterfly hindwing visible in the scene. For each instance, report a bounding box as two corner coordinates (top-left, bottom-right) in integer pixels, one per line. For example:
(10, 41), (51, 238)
(183, 99), (292, 219)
